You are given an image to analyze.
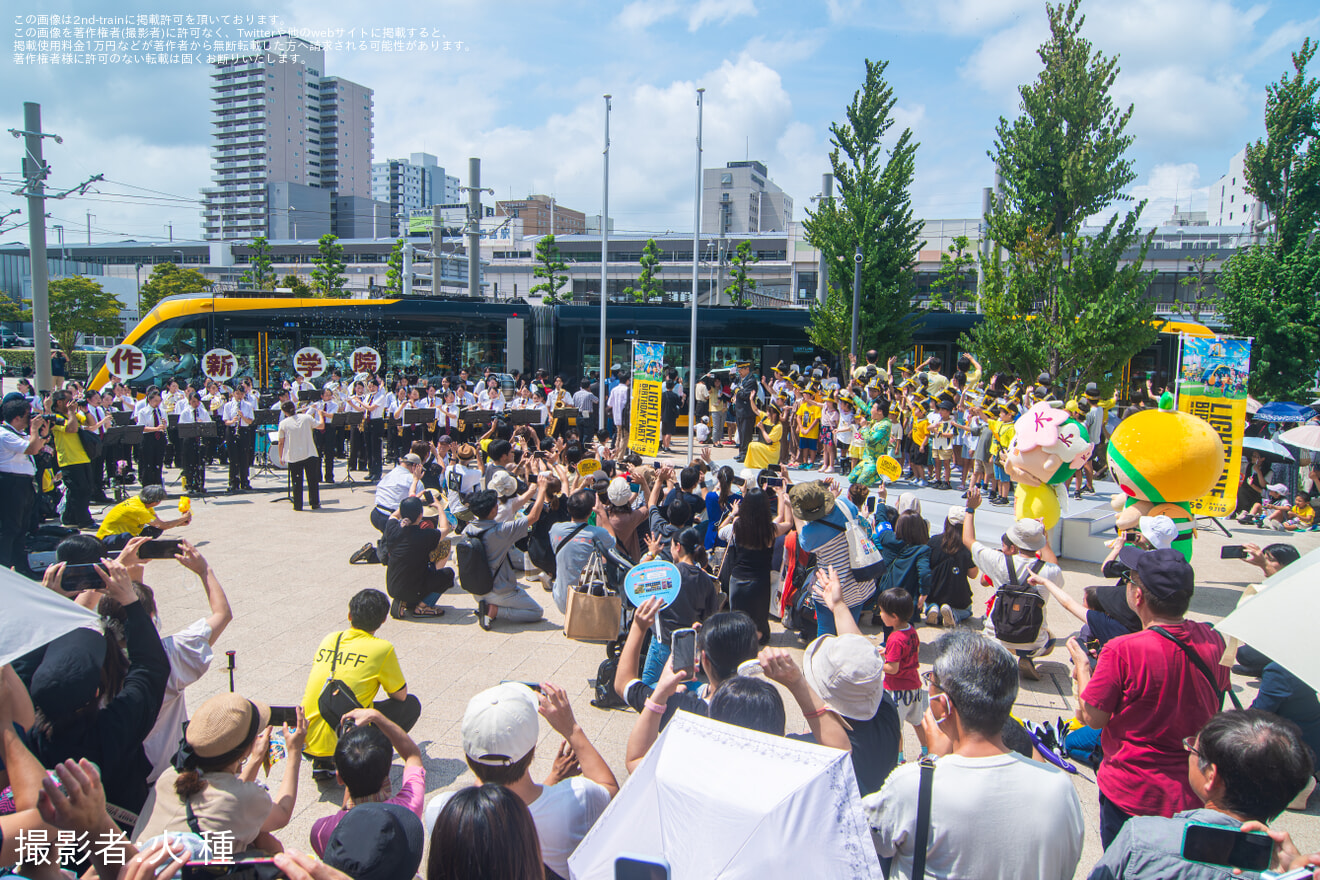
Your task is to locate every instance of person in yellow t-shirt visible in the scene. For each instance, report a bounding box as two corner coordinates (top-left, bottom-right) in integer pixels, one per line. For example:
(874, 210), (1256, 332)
(795, 393), (823, 470)
(96, 484), (193, 540)
(987, 404), (1016, 505)
(301, 589), (420, 777)
(50, 390), (97, 529)
(1285, 495), (1315, 531)
(908, 403), (930, 486)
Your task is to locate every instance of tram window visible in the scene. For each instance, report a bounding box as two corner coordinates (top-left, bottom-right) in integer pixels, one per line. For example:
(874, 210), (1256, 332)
(305, 335), (367, 377)
(131, 320), (209, 389)
(709, 345), (757, 371)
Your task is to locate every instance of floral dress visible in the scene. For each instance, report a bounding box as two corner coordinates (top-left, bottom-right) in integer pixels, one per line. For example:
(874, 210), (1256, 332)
(847, 417), (893, 487)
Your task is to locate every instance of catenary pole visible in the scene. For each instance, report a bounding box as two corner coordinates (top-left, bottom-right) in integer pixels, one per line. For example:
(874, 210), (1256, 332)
(599, 95), (611, 433)
(687, 88), (704, 466)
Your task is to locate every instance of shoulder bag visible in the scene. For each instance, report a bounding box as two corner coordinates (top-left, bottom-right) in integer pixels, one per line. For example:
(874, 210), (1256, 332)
(564, 550), (622, 642)
(819, 505), (886, 582)
(910, 756), (936, 880)
(317, 632), (362, 731)
(1150, 625), (1243, 710)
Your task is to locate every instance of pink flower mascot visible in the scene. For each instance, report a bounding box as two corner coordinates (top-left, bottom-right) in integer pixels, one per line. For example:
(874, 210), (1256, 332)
(1004, 402), (1094, 529)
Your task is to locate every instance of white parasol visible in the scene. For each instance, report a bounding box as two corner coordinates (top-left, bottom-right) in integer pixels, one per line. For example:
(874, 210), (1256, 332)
(568, 712), (881, 880)
(0, 566), (100, 668)
(1217, 546), (1320, 693)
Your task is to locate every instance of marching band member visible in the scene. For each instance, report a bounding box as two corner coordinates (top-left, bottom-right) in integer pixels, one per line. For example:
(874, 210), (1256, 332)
(221, 384), (256, 493)
(344, 380), (368, 475)
(478, 376), (506, 412)
(313, 385), (340, 483)
(177, 389), (212, 495)
(364, 378), (388, 481)
(135, 388), (170, 488)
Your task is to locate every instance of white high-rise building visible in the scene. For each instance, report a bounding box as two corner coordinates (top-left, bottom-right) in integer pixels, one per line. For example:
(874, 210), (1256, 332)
(701, 160), (793, 235)
(201, 35), (375, 241)
(1210, 148), (1265, 229)
(371, 152), (454, 237)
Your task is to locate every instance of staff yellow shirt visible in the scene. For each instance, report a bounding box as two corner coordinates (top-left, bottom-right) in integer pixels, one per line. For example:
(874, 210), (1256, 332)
(300, 627), (407, 758)
(52, 412), (89, 466)
(96, 497), (157, 539)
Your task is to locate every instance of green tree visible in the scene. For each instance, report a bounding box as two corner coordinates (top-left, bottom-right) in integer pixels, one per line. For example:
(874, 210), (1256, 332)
(385, 238), (405, 294)
(927, 235), (976, 311)
(44, 276), (123, 355)
(1218, 38), (1320, 401)
(724, 240), (759, 307)
(279, 274), (313, 297)
(1177, 253), (1219, 321)
(0, 295), (30, 323)
(309, 234), (347, 297)
(531, 234), (570, 304)
(623, 238), (664, 303)
(139, 261), (212, 313)
(806, 284), (853, 366)
(962, 0), (1159, 397)
(804, 58), (924, 359)
(238, 236), (277, 291)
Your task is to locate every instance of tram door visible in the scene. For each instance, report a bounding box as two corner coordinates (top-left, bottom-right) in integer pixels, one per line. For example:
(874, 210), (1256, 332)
(226, 328), (300, 391)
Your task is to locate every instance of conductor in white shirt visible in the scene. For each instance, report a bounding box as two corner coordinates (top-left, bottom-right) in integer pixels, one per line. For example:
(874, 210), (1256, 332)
(277, 400), (320, 511)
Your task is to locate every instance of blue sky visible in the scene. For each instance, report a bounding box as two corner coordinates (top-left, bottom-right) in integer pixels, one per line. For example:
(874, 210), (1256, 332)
(2, 0), (1317, 245)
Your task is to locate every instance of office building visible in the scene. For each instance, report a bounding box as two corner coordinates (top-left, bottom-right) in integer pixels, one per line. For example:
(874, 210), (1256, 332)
(201, 34), (379, 242)
(702, 160), (793, 235)
(496, 195), (586, 236)
(1210, 147), (1267, 229)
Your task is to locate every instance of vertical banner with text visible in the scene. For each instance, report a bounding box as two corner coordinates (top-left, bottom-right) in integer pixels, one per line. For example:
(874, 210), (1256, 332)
(629, 341), (666, 458)
(1176, 333), (1252, 517)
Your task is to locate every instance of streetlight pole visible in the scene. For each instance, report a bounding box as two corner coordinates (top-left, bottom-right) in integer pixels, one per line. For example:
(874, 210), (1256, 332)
(599, 94), (610, 433)
(53, 224), (65, 277)
(687, 87), (704, 466)
(850, 245), (862, 362)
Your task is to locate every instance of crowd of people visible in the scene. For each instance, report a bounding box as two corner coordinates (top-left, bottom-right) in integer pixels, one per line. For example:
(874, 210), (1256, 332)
(2, 350), (1319, 880)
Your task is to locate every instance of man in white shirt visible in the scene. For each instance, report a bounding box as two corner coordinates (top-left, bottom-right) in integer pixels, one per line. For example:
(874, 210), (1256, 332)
(221, 385), (256, 492)
(608, 377), (630, 455)
(864, 630), (1083, 880)
(362, 452), (426, 563)
(962, 487), (1064, 678)
(423, 682), (618, 880)
(277, 400), (321, 511)
(176, 390), (213, 496)
(0, 398), (45, 574)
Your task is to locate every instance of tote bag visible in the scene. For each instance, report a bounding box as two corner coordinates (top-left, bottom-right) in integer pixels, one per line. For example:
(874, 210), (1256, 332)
(564, 551), (622, 642)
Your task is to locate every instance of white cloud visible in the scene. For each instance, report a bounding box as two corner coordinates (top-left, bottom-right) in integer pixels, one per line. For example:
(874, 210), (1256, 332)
(618, 0), (683, 30)
(689, 0), (758, 30)
(1114, 67), (1253, 151)
(742, 33), (824, 64)
(615, 0), (757, 31)
(1122, 162), (1211, 225)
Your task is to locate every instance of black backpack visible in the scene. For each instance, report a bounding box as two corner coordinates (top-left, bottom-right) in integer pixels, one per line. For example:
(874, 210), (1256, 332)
(455, 525), (502, 596)
(989, 556), (1045, 645)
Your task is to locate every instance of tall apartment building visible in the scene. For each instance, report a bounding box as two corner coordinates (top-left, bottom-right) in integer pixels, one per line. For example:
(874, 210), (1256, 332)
(201, 35), (376, 242)
(496, 195), (586, 236)
(1210, 147), (1266, 229)
(701, 160), (793, 235)
(371, 152), (458, 237)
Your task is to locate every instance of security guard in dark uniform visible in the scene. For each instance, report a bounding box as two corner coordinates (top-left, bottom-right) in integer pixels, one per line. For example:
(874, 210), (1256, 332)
(733, 361), (758, 463)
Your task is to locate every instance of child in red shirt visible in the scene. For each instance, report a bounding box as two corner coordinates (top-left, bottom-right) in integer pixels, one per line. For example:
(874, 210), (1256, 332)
(879, 587), (927, 761)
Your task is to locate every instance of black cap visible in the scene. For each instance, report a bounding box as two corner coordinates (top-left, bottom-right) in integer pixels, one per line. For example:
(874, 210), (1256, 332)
(323, 803), (424, 880)
(30, 628), (107, 720)
(1133, 548), (1194, 600)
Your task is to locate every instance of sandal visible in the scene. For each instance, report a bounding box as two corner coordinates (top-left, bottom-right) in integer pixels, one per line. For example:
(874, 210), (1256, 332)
(410, 603), (445, 618)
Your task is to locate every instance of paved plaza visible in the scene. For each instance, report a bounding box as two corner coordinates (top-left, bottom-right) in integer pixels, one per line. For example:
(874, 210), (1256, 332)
(126, 445), (1320, 876)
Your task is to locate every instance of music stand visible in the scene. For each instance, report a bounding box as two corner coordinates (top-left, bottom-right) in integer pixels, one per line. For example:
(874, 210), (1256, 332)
(551, 407), (581, 436)
(252, 409), (280, 427)
(167, 414), (180, 429)
(111, 411), (133, 427)
(329, 411), (363, 491)
(507, 409), (541, 426)
(103, 425), (144, 446)
(251, 410), (281, 477)
(403, 408), (436, 426)
(176, 422), (218, 502)
(297, 389), (319, 403)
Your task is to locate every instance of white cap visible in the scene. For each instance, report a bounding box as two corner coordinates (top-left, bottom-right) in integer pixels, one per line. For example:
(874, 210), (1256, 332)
(489, 470), (518, 499)
(461, 683), (539, 766)
(896, 493), (922, 515)
(606, 476), (635, 506)
(1138, 515), (1178, 551)
(946, 507), (966, 526)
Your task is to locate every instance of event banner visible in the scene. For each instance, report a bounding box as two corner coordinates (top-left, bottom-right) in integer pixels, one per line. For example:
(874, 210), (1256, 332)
(630, 341), (665, 458)
(1176, 333), (1253, 517)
